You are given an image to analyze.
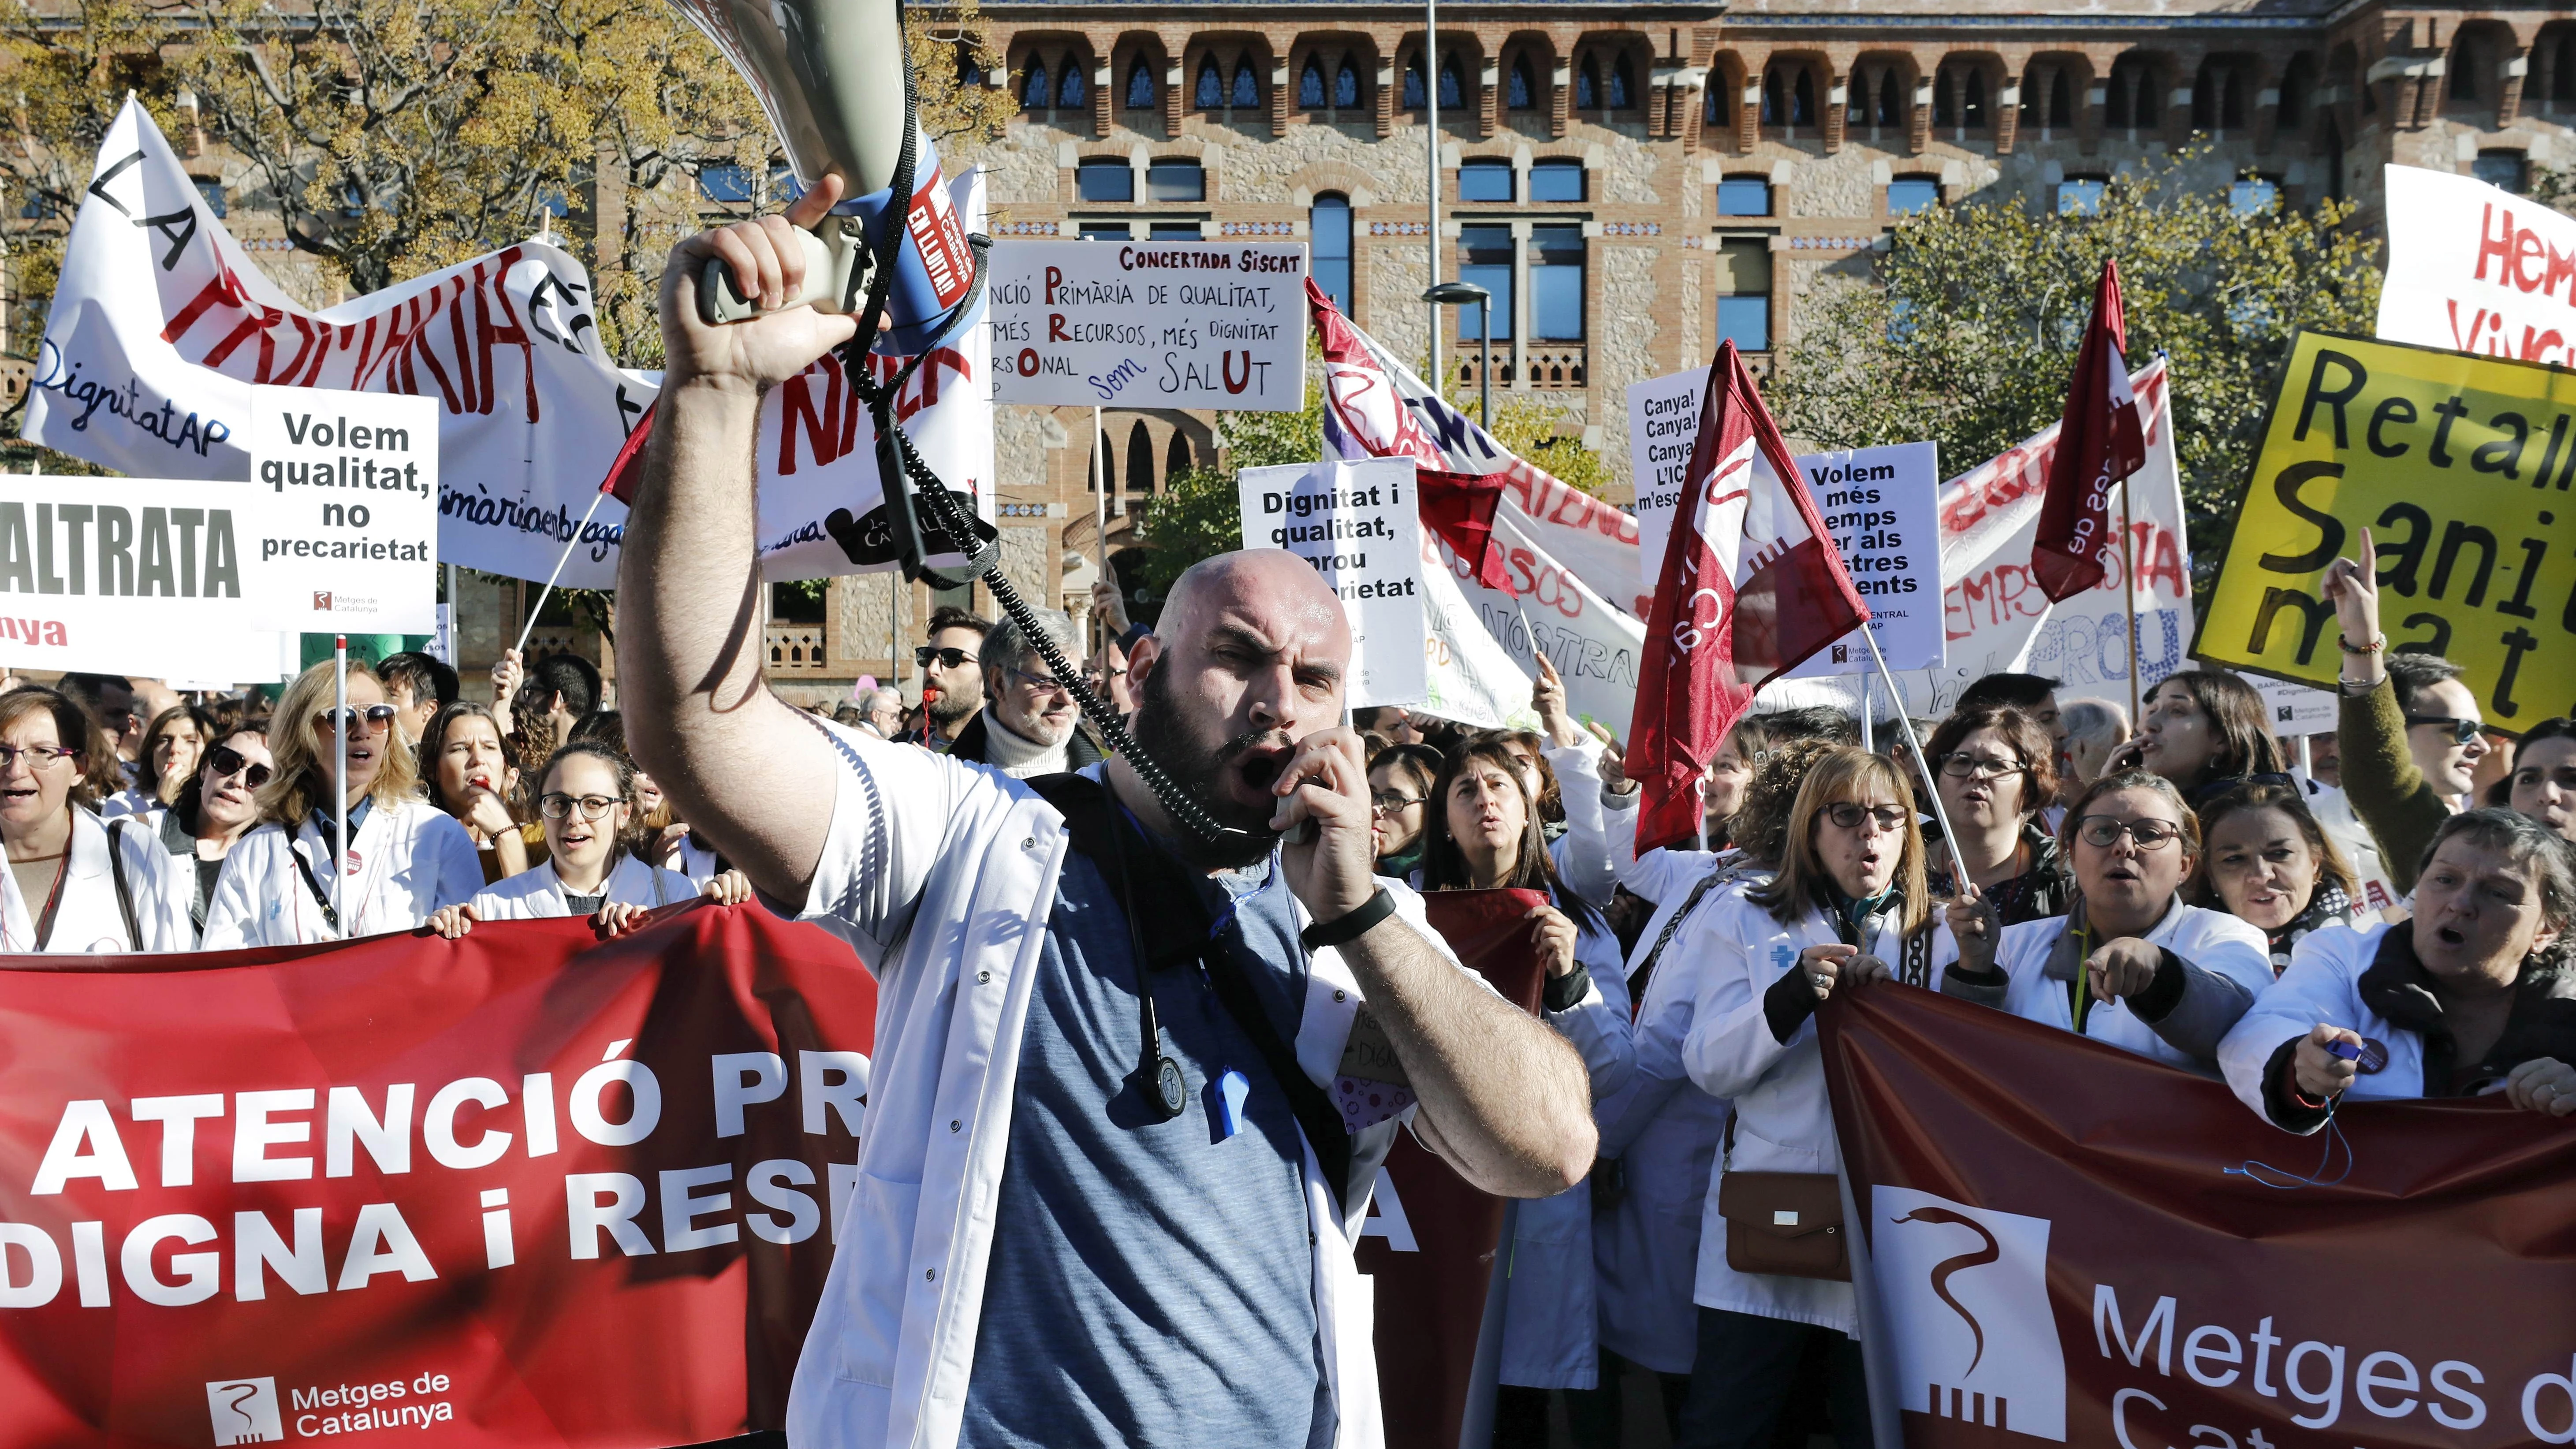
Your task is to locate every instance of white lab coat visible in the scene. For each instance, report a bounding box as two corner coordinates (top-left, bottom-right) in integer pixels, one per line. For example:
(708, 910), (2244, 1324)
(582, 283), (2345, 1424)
(669, 832), (725, 886)
(1544, 738), (1639, 910)
(2217, 919), (2448, 1130)
(98, 786), (158, 822)
(200, 797), (482, 947)
(0, 806), (193, 954)
(1593, 863), (1749, 1375)
(783, 719), (1480, 1449)
(2302, 779), (2402, 915)
(1496, 906), (1635, 1389)
(1967, 899), (2273, 1072)
(470, 853), (697, 920)
(1679, 888), (1951, 1337)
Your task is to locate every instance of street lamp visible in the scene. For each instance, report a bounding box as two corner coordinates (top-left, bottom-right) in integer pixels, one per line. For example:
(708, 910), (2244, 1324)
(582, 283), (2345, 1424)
(1422, 279), (1492, 431)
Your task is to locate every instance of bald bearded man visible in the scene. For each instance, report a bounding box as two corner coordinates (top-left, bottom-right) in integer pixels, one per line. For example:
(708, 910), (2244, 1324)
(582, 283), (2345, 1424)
(616, 179), (1597, 1449)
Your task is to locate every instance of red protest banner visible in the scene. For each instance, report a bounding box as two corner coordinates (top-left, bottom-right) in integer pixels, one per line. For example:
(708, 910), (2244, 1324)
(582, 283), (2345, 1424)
(0, 905), (874, 1449)
(1360, 889), (1549, 1449)
(1819, 985), (2576, 1449)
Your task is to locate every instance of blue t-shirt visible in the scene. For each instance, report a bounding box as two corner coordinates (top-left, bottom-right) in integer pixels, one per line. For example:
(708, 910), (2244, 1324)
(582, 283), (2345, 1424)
(957, 821), (1335, 1449)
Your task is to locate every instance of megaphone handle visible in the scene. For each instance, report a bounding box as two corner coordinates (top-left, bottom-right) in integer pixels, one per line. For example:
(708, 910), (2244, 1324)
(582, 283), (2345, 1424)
(697, 225), (848, 326)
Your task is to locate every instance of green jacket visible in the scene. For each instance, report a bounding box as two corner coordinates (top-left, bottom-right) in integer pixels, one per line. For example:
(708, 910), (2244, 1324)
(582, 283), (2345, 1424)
(2336, 677), (2450, 895)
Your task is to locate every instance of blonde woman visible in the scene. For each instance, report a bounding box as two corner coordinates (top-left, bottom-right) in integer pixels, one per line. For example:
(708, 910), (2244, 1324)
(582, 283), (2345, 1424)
(201, 662), (482, 946)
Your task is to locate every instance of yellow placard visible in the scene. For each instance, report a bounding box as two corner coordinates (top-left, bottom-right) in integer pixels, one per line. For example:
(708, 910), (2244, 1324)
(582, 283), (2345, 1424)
(2196, 331), (2576, 732)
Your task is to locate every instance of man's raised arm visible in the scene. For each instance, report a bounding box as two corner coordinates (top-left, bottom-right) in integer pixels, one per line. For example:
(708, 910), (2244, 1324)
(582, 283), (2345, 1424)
(617, 183), (860, 904)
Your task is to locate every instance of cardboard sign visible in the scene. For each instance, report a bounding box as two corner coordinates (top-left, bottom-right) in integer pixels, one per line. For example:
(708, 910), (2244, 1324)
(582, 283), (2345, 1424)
(1625, 365), (1708, 595)
(1783, 441), (1944, 677)
(247, 386), (439, 632)
(987, 240), (1306, 410)
(2377, 164), (2576, 370)
(1238, 458), (1426, 708)
(2195, 331), (2576, 732)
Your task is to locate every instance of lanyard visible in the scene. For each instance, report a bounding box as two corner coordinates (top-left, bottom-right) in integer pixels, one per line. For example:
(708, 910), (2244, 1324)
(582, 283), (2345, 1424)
(2066, 923), (2095, 1034)
(27, 848), (68, 951)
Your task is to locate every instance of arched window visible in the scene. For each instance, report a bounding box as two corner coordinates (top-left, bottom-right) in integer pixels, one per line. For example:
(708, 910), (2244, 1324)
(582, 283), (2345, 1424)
(1232, 63), (1258, 108)
(2105, 67), (2131, 126)
(1166, 432), (1195, 481)
(1964, 70), (1987, 127)
(1577, 58), (1599, 110)
(1311, 193), (1353, 314)
(2050, 70), (2073, 126)
(1301, 60), (1326, 107)
(2132, 63), (2160, 125)
(1706, 82), (1726, 125)
(2555, 33), (2576, 106)
(1611, 57), (1633, 108)
(1057, 62), (1086, 109)
(1935, 72), (1955, 127)
(1763, 68), (1785, 124)
(1849, 69), (1869, 126)
(959, 50), (985, 87)
(1509, 57), (1535, 109)
(1023, 60), (1051, 110)
(2222, 70), (2246, 128)
(1087, 428), (1114, 491)
(1126, 61), (1155, 109)
(2450, 35), (2480, 102)
(1878, 70), (1903, 125)
(1336, 61), (1360, 107)
(1439, 57), (1464, 108)
(1792, 68), (1816, 125)
(1126, 421), (1155, 494)
(1405, 56), (1427, 108)
(1197, 58), (1222, 109)
(2277, 56), (2311, 126)
(2191, 61), (2218, 129)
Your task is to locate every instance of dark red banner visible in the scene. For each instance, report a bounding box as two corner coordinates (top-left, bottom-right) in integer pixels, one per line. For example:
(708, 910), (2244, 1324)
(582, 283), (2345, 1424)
(1821, 986), (2576, 1449)
(0, 905), (875, 1449)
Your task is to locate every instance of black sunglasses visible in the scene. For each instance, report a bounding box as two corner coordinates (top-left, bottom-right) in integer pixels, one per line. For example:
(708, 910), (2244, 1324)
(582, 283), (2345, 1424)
(206, 745), (272, 789)
(2404, 715), (2486, 745)
(916, 646), (973, 669)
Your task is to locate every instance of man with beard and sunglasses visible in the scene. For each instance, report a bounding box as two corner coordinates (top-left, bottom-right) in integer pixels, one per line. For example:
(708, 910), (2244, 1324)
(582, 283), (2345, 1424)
(617, 188), (1600, 1449)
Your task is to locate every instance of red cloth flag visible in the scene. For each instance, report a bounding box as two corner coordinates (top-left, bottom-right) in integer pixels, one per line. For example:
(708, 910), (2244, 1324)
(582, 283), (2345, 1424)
(1629, 342), (1870, 854)
(1416, 469), (1513, 592)
(2029, 259), (2147, 601)
(600, 402), (656, 504)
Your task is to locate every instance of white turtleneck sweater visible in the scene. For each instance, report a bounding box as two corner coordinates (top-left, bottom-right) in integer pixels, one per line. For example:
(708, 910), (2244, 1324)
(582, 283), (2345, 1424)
(980, 711), (1071, 779)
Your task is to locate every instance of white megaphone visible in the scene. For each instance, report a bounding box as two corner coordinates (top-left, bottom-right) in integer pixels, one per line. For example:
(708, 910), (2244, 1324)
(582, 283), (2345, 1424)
(666, 0), (980, 354)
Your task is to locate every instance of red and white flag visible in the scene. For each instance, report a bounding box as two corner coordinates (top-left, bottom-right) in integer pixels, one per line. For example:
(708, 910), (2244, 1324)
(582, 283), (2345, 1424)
(1630, 343), (1869, 853)
(2029, 259), (2147, 601)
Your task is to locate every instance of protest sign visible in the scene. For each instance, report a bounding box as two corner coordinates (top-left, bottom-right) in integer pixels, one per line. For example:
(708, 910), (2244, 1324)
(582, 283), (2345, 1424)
(1625, 365), (1707, 594)
(2196, 331), (2576, 730)
(2377, 164), (2576, 369)
(1239, 458), (1426, 708)
(2250, 674), (2337, 735)
(26, 97), (991, 588)
(247, 386), (438, 632)
(0, 904), (873, 1449)
(1783, 442), (1944, 678)
(1822, 981), (2576, 1449)
(988, 240), (1305, 410)
(0, 473), (292, 676)
(1416, 533), (1538, 731)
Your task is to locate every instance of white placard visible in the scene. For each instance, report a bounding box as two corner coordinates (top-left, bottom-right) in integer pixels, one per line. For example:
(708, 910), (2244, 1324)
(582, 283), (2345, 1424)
(246, 385), (438, 632)
(2377, 164), (2576, 368)
(0, 474), (287, 675)
(2251, 674), (2337, 734)
(1238, 458), (1426, 708)
(987, 239), (1306, 410)
(431, 603), (456, 667)
(1782, 442), (1944, 677)
(1626, 365), (1707, 599)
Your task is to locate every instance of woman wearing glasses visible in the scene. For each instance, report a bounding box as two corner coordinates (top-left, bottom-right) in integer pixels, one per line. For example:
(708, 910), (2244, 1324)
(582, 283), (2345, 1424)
(1924, 704), (2069, 926)
(1941, 771), (2271, 1070)
(1366, 742), (1442, 879)
(201, 661), (483, 947)
(0, 686), (193, 952)
(428, 743), (746, 937)
(149, 726), (275, 936)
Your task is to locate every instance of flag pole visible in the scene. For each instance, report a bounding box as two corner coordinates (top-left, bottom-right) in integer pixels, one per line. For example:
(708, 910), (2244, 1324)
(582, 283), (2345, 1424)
(1093, 406), (1110, 652)
(332, 634), (349, 926)
(513, 492), (607, 658)
(2121, 477), (2141, 725)
(1860, 625), (1972, 890)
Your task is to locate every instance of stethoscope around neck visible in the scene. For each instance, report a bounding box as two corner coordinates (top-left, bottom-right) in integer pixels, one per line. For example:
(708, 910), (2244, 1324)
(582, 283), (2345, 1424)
(1102, 800), (1192, 1123)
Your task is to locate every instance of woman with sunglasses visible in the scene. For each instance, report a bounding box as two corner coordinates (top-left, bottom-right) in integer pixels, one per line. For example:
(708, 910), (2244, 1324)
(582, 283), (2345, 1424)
(419, 701), (544, 883)
(429, 742), (748, 939)
(1924, 704), (2070, 926)
(103, 704), (216, 820)
(1942, 770), (2272, 1070)
(151, 727), (275, 936)
(201, 661), (483, 947)
(1416, 732), (1632, 1440)
(0, 686), (193, 952)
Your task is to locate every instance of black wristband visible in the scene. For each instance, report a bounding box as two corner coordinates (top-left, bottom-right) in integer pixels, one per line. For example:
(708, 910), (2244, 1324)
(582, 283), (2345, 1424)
(1302, 887), (1396, 951)
(1542, 961), (1594, 1013)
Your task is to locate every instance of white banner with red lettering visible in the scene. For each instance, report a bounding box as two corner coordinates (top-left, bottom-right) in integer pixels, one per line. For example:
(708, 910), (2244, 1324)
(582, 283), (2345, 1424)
(24, 97), (990, 588)
(2376, 164), (2576, 368)
(1761, 358), (2189, 719)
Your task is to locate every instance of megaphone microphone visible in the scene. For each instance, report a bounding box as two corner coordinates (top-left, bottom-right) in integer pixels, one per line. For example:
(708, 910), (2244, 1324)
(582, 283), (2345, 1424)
(668, 0), (980, 354)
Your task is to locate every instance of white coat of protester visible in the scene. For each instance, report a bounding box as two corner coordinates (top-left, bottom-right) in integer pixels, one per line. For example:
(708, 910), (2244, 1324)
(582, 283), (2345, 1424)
(429, 742), (749, 939)
(0, 688), (193, 952)
(1415, 734), (1635, 1392)
(1942, 771), (2270, 1072)
(617, 177), (1598, 1449)
(201, 662), (482, 947)
(1530, 656), (1639, 911)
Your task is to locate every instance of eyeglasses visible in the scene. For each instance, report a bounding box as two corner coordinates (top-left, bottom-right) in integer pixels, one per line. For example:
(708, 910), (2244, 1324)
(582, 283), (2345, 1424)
(1371, 790), (1427, 815)
(916, 646), (973, 670)
(1939, 752), (2026, 780)
(538, 793), (623, 821)
(1007, 664), (1071, 695)
(2405, 715), (2486, 745)
(205, 745), (272, 790)
(0, 743), (79, 768)
(2075, 815), (2186, 850)
(315, 704), (399, 738)
(1823, 802), (1911, 831)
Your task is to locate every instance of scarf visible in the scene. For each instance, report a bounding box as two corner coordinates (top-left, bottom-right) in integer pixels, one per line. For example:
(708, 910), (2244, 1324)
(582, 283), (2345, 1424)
(2263, 881), (2353, 976)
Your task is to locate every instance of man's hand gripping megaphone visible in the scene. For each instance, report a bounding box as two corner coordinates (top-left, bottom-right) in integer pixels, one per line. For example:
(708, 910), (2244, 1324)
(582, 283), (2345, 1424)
(657, 175), (863, 396)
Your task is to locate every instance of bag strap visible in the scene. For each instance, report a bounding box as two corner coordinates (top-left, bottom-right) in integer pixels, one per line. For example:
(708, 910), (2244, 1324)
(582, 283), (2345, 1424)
(105, 818), (143, 950)
(1629, 869), (1727, 1013)
(1025, 772), (1360, 1216)
(290, 840), (341, 934)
